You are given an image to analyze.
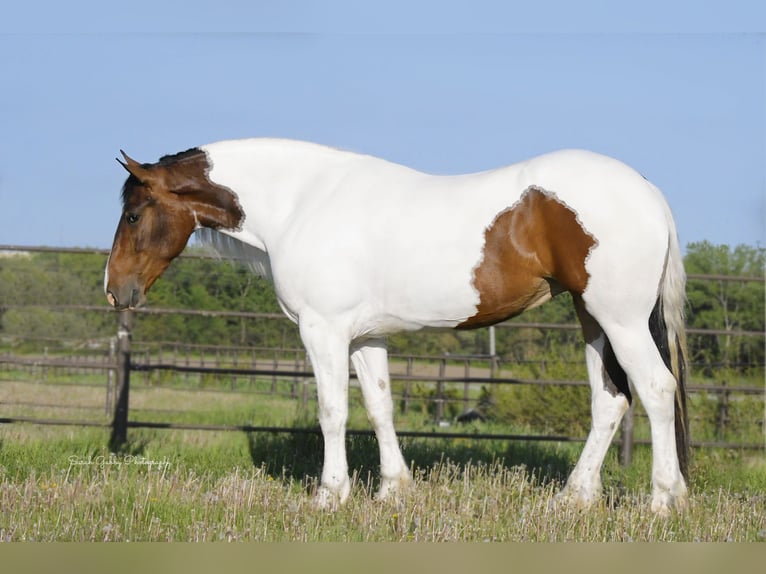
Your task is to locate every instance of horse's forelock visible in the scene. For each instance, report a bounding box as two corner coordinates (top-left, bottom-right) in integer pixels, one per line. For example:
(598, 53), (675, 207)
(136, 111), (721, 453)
(120, 174), (142, 206)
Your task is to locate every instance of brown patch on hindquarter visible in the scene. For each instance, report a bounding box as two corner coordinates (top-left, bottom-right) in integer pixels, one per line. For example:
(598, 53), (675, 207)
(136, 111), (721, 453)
(458, 187), (596, 329)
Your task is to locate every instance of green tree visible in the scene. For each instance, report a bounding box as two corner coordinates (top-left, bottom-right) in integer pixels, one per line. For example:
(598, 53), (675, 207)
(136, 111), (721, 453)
(0, 252), (113, 343)
(684, 242), (765, 375)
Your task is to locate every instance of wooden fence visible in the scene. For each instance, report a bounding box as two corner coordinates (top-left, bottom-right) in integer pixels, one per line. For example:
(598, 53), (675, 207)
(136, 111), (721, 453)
(2, 307), (763, 464)
(0, 245), (764, 465)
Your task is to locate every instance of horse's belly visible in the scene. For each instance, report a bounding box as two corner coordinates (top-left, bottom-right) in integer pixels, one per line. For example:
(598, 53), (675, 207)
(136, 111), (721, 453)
(371, 235), (489, 330)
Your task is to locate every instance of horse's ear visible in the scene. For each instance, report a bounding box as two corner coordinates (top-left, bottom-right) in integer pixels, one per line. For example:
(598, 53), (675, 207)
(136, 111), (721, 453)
(117, 150), (155, 185)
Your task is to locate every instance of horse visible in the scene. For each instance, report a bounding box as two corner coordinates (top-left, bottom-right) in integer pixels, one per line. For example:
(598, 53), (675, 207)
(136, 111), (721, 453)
(104, 138), (689, 515)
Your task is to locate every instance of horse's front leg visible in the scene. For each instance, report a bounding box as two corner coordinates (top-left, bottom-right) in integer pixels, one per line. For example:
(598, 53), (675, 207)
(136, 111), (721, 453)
(350, 338), (411, 500)
(299, 313), (352, 509)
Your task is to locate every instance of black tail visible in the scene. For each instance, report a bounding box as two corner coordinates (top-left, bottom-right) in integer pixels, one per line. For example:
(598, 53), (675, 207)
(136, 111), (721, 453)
(649, 299), (690, 480)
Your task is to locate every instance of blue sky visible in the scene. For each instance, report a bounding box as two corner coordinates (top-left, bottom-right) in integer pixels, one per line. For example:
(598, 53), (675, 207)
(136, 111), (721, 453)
(1, 1), (764, 250)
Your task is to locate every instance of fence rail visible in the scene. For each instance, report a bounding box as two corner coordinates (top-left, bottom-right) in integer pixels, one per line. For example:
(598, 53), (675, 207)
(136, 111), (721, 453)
(4, 352), (762, 397)
(1, 244), (764, 461)
(4, 303), (766, 339)
(2, 312), (763, 457)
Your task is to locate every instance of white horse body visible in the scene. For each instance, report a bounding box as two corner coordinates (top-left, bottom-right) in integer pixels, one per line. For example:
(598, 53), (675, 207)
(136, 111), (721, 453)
(203, 139), (668, 334)
(187, 138), (687, 515)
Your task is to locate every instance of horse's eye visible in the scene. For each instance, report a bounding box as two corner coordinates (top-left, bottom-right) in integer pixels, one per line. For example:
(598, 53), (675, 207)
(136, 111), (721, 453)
(126, 213), (140, 225)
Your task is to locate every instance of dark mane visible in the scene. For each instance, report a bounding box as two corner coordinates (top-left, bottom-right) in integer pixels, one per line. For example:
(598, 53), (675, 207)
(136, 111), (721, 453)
(157, 147), (205, 166)
(120, 147), (205, 205)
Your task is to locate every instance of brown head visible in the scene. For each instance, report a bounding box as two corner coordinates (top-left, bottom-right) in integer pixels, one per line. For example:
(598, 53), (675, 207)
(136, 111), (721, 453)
(104, 148), (244, 309)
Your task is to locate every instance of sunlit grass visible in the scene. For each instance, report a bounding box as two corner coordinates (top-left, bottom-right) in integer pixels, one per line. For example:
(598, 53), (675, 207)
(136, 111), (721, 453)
(1, 368), (764, 541)
(0, 423), (764, 542)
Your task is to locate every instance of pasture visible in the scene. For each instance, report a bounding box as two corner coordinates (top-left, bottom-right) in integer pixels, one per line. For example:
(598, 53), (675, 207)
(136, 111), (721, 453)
(1, 381), (764, 542)
(1, 246), (764, 541)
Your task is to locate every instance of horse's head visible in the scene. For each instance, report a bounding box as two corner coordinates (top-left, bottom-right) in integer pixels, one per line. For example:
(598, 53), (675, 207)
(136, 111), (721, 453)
(104, 148), (244, 309)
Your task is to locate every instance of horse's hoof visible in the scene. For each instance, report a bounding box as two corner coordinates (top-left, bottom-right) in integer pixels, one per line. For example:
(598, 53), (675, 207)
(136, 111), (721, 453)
(312, 479), (351, 511)
(375, 474), (413, 501)
(552, 486), (601, 511)
(650, 488), (688, 517)
(312, 487), (341, 511)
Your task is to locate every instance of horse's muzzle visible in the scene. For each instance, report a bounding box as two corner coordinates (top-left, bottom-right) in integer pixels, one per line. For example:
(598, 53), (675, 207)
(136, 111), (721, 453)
(106, 287), (143, 310)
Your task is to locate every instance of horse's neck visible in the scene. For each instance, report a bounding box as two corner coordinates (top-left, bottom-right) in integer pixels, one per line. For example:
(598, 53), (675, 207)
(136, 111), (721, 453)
(201, 139), (362, 252)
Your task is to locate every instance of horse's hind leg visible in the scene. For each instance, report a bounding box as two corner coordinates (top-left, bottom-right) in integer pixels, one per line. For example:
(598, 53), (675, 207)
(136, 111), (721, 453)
(598, 320), (688, 515)
(557, 299), (631, 508)
(350, 339), (412, 499)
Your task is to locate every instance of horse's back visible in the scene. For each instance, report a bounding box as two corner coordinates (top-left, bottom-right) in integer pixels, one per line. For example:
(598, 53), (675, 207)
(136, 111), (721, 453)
(272, 147), (673, 333)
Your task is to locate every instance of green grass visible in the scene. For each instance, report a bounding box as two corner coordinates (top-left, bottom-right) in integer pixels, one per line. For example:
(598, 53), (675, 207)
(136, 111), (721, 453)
(0, 421), (764, 541)
(1, 370), (764, 541)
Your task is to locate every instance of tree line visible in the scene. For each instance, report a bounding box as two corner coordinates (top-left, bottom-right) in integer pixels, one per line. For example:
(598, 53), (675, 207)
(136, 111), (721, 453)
(0, 241), (763, 375)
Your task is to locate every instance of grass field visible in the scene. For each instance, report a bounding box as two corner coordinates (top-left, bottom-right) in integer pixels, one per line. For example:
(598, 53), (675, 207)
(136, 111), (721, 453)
(1, 367), (764, 542)
(1, 419), (764, 541)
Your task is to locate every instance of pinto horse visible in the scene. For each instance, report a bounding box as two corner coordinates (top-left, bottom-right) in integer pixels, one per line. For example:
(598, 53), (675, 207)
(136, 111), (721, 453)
(104, 139), (689, 515)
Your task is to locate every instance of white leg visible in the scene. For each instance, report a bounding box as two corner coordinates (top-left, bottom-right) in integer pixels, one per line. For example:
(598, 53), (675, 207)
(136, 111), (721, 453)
(601, 324), (688, 516)
(299, 314), (351, 508)
(558, 330), (630, 508)
(350, 339), (411, 500)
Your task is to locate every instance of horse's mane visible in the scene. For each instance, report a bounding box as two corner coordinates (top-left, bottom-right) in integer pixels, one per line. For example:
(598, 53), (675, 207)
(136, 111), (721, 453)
(195, 228), (272, 281)
(157, 147), (205, 166)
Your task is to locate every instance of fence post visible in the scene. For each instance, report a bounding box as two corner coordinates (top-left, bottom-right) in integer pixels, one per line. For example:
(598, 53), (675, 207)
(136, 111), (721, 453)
(434, 357), (446, 424)
(110, 309), (133, 450)
(274, 350), (280, 395)
(717, 380), (729, 439)
(106, 337), (116, 415)
(42, 347), (48, 383)
(489, 326), (497, 379)
(620, 402), (634, 467)
(144, 348), (150, 386)
(250, 348), (256, 389)
(302, 379), (309, 410)
(229, 348), (236, 391)
(403, 357), (413, 415)
(463, 359), (470, 412)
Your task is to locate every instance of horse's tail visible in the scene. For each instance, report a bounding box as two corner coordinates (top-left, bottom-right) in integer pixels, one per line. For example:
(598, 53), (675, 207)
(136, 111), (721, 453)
(649, 199), (690, 479)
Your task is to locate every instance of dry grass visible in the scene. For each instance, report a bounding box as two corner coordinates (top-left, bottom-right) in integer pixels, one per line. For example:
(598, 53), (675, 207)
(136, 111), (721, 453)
(1, 379), (764, 542)
(0, 434), (764, 542)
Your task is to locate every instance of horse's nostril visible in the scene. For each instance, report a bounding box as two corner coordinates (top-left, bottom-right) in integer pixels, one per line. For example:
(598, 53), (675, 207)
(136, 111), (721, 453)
(130, 289), (141, 308)
(106, 291), (117, 308)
